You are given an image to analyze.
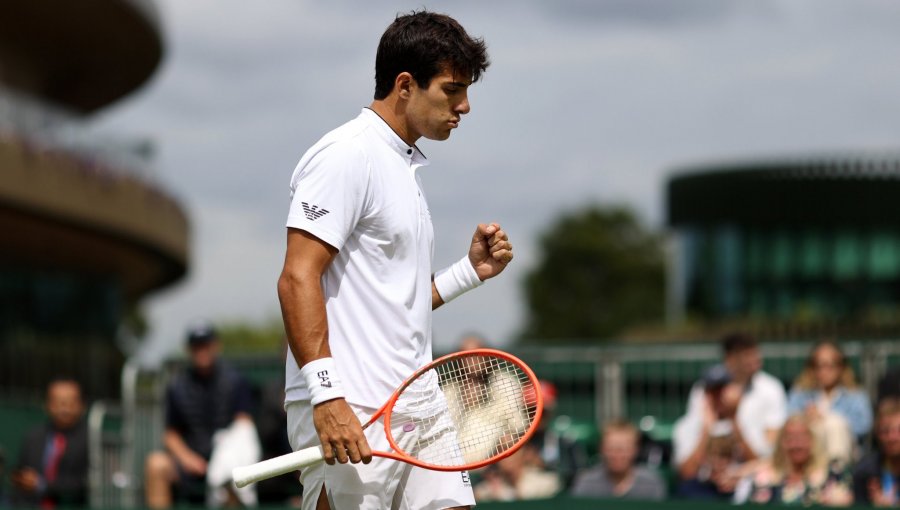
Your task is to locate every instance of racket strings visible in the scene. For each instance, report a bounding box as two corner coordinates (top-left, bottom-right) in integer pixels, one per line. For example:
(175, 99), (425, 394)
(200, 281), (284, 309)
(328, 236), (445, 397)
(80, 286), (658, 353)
(392, 354), (538, 468)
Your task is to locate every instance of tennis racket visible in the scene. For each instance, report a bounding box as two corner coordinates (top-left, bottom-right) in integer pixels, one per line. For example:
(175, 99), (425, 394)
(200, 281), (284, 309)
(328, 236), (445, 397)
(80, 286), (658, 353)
(232, 348), (543, 488)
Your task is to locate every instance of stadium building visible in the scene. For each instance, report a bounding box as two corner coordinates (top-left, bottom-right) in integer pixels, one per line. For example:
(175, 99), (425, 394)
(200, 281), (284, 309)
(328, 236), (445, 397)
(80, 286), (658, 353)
(0, 0), (187, 399)
(666, 155), (900, 337)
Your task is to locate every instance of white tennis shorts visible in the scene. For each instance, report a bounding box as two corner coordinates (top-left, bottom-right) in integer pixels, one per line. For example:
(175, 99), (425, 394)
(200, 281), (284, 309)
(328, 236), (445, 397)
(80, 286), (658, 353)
(286, 400), (475, 510)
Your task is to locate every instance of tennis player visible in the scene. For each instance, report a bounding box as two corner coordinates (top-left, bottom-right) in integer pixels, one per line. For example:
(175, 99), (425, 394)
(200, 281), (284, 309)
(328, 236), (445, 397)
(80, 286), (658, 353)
(277, 10), (512, 510)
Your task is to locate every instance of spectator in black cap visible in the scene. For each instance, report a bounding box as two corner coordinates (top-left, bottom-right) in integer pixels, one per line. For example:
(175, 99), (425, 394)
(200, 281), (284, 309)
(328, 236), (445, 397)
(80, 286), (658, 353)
(143, 321), (254, 509)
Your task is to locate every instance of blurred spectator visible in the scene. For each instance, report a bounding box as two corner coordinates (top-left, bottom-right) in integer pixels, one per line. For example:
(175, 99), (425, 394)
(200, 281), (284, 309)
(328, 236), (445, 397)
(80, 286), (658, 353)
(473, 439), (561, 502)
(444, 333), (532, 464)
(458, 332), (487, 352)
(878, 366), (900, 405)
(852, 397), (900, 506)
(673, 365), (753, 500)
(734, 414), (853, 506)
(683, 333), (787, 459)
(143, 321), (256, 509)
(454, 332), (587, 485)
(788, 340), (872, 464)
(570, 418), (666, 501)
(11, 377), (88, 508)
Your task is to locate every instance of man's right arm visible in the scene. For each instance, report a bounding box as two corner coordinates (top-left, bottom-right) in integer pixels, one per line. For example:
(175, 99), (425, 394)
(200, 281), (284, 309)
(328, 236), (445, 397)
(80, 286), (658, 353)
(277, 228), (372, 465)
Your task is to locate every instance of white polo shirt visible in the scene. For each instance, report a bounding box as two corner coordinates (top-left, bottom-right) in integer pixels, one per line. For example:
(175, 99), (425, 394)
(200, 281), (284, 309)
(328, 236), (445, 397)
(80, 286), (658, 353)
(283, 108), (435, 409)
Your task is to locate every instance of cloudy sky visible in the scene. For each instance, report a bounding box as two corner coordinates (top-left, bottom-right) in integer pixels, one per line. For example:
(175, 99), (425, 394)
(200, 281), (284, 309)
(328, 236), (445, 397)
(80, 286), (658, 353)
(90, 0), (900, 364)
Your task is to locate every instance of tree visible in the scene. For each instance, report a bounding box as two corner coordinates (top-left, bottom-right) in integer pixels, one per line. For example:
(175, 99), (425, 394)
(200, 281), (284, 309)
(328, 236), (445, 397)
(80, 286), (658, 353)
(216, 318), (286, 354)
(518, 205), (665, 344)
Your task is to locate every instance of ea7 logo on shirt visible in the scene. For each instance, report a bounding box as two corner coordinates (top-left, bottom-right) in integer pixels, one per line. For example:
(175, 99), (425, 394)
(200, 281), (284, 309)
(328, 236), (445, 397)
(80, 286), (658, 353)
(316, 370), (332, 388)
(302, 202), (330, 221)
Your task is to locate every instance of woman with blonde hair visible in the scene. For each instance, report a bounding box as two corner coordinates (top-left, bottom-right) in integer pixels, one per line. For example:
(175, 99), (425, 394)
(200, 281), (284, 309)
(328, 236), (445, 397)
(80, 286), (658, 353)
(734, 415), (853, 506)
(787, 340), (873, 463)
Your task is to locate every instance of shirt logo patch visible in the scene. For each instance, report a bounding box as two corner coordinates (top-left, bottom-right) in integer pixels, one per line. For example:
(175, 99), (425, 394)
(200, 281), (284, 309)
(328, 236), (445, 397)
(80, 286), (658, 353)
(302, 202), (330, 221)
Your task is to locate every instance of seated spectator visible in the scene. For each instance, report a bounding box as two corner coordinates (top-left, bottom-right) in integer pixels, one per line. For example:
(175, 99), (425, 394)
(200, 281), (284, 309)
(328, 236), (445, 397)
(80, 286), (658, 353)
(788, 340), (872, 464)
(673, 365), (755, 501)
(683, 333), (787, 459)
(444, 334), (532, 464)
(570, 418), (666, 501)
(734, 414), (853, 506)
(474, 438), (561, 502)
(852, 397), (900, 505)
(144, 322), (255, 509)
(11, 377), (89, 508)
(461, 326), (591, 487)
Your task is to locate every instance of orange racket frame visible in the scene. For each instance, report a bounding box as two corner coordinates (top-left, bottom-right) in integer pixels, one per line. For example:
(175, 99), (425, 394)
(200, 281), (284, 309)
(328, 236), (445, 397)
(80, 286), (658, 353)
(372, 347), (544, 471)
(232, 348), (543, 487)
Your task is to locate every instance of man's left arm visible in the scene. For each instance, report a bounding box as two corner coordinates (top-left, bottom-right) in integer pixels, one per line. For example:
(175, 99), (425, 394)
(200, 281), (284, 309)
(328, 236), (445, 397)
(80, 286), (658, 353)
(432, 223), (513, 310)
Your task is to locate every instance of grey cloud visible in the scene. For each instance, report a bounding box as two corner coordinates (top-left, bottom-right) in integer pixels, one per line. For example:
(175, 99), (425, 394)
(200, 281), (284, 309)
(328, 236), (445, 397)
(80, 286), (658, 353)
(535, 0), (766, 27)
(90, 0), (900, 360)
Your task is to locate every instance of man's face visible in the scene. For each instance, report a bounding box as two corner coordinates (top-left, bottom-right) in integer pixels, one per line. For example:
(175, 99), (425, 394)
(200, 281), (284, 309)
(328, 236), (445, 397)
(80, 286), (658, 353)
(189, 340), (220, 374)
(877, 413), (900, 458)
(726, 347), (762, 381)
(707, 382), (742, 418)
(46, 381), (84, 430)
(602, 430), (638, 476)
(405, 67), (471, 142)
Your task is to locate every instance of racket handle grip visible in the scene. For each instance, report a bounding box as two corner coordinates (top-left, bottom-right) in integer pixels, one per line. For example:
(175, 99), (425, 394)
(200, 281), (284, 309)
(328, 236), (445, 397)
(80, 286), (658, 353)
(232, 445), (325, 488)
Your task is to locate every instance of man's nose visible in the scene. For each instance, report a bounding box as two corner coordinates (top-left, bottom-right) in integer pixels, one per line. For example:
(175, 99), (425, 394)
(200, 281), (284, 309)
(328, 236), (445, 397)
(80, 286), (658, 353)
(456, 94), (470, 115)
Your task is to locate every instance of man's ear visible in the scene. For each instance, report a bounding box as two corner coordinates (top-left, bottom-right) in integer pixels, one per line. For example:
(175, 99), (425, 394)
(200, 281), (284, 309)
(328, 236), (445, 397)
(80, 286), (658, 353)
(396, 72), (413, 100)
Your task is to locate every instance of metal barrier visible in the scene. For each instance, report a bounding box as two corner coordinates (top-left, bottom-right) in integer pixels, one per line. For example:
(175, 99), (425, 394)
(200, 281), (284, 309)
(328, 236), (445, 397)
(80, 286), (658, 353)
(86, 362), (168, 508)
(87, 339), (900, 507)
(517, 339), (900, 433)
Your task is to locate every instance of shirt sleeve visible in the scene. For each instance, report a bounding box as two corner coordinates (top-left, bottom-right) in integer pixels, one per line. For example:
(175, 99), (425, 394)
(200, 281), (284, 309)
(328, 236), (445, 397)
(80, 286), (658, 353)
(286, 140), (369, 251)
(672, 415), (701, 466)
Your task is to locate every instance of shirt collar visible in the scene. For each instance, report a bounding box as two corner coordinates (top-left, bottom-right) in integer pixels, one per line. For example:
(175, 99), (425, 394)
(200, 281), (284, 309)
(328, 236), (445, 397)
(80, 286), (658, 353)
(360, 108), (429, 167)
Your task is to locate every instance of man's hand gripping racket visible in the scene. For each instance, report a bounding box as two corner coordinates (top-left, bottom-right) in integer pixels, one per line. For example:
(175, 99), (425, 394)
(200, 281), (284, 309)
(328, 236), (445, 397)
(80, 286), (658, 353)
(232, 348), (543, 488)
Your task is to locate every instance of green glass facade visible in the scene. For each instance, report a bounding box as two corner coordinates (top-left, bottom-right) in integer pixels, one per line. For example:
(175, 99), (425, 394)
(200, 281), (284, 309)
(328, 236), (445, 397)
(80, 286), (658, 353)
(667, 157), (900, 329)
(679, 226), (900, 319)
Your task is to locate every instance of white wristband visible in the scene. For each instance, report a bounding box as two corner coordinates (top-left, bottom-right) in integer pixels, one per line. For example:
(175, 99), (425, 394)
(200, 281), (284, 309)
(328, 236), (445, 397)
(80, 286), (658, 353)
(299, 357), (345, 405)
(434, 255), (483, 303)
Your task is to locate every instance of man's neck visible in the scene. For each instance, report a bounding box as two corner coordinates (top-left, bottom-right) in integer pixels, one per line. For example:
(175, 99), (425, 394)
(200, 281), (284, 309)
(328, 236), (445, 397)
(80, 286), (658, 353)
(369, 99), (417, 146)
(605, 466), (633, 487)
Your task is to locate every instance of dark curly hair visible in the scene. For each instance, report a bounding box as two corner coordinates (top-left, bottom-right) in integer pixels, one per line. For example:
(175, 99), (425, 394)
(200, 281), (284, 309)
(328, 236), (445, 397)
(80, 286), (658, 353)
(374, 10), (490, 100)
